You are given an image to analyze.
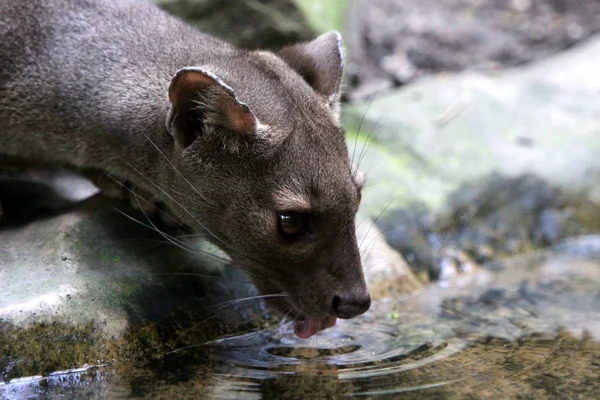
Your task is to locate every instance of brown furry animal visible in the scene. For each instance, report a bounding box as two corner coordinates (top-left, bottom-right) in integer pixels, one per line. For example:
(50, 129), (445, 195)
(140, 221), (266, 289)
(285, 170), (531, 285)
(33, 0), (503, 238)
(0, 0), (370, 338)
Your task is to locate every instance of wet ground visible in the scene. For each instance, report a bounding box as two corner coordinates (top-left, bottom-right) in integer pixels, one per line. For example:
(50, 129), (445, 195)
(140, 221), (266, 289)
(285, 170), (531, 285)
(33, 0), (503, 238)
(2, 234), (600, 399)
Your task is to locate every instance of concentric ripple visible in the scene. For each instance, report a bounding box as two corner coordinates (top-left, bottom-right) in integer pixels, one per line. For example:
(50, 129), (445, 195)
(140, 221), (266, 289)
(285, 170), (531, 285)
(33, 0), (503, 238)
(204, 303), (469, 396)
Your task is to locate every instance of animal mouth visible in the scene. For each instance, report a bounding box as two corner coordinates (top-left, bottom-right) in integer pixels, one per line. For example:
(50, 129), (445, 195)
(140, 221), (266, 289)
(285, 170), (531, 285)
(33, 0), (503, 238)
(259, 277), (338, 338)
(293, 315), (337, 339)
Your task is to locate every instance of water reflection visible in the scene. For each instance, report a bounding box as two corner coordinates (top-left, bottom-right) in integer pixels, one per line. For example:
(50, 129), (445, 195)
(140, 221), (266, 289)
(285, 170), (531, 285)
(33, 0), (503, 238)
(201, 312), (467, 398)
(206, 313), (465, 377)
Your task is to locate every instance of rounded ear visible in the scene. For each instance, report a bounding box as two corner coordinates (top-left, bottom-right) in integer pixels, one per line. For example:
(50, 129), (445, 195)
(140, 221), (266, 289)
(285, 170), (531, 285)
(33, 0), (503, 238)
(166, 67), (257, 148)
(278, 31), (344, 101)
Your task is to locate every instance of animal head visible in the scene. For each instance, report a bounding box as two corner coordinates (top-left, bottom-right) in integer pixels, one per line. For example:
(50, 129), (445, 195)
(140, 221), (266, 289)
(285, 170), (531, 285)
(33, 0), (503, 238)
(164, 32), (370, 338)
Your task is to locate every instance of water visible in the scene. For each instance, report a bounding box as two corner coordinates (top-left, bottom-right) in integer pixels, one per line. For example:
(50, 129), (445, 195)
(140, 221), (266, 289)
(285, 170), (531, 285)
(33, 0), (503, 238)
(200, 315), (466, 398)
(2, 237), (600, 399)
(2, 308), (468, 398)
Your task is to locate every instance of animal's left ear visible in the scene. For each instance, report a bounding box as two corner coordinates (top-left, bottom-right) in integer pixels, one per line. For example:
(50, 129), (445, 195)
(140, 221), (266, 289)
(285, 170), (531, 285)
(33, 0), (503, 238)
(278, 31), (344, 105)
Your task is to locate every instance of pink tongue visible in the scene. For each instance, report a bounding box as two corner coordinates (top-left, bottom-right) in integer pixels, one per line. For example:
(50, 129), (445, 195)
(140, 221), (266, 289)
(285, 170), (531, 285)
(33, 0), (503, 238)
(293, 316), (337, 339)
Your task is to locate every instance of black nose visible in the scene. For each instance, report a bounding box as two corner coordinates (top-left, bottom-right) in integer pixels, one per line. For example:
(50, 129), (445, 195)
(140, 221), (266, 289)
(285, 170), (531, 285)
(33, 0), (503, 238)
(332, 293), (371, 319)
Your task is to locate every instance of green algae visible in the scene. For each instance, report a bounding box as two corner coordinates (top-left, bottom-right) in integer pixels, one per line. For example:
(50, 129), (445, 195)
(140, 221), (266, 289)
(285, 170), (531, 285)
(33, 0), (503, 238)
(0, 321), (112, 381)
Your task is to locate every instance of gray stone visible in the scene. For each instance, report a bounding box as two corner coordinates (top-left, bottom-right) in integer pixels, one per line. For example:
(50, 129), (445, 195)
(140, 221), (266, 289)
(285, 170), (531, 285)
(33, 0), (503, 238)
(356, 214), (422, 297)
(154, 0), (315, 50)
(345, 35), (600, 276)
(0, 177), (253, 339)
(346, 34), (600, 215)
(345, 0), (600, 99)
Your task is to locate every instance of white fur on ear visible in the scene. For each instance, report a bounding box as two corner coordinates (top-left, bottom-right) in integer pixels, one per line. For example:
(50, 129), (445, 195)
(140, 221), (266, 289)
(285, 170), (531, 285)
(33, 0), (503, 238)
(331, 31), (344, 69)
(330, 31), (345, 119)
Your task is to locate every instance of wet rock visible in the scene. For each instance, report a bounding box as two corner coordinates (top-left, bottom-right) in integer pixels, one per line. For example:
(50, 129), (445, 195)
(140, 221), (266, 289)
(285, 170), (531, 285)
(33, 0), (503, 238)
(345, 0), (600, 99)
(437, 236), (600, 340)
(154, 0), (315, 50)
(0, 168), (97, 225)
(356, 214), (422, 296)
(0, 182), (271, 391)
(379, 174), (600, 278)
(346, 36), (600, 279)
(435, 174), (600, 253)
(0, 192), (256, 337)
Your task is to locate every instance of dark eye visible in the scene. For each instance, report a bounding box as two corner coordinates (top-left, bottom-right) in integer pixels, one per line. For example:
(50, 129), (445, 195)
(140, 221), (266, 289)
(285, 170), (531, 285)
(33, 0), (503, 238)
(276, 212), (306, 239)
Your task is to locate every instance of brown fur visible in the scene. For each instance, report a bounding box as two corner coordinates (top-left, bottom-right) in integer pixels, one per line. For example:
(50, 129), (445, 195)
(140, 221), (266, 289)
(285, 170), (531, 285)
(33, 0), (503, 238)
(0, 0), (370, 324)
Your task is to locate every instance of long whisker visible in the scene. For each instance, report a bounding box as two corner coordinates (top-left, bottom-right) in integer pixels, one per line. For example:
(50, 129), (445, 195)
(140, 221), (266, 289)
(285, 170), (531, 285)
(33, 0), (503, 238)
(359, 225), (400, 272)
(166, 291), (293, 354)
(355, 124), (379, 174)
(361, 179), (406, 191)
(166, 344), (202, 355)
(171, 305), (252, 347)
(278, 311), (292, 327)
(140, 132), (217, 207)
(171, 231), (287, 263)
(210, 293), (289, 310)
(119, 202), (198, 256)
(355, 99), (389, 173)
(271, 310), (293, 339)
(113, 208), (272, 277)
(350, 87), (379, 173)
(155, 272), (252, 285)
(104, 173), (192, 233)
(117, 157), (228, 248)
(358, 193), (404, 254)
(116, 158), (277, 273)
(112, 186), (200, 257)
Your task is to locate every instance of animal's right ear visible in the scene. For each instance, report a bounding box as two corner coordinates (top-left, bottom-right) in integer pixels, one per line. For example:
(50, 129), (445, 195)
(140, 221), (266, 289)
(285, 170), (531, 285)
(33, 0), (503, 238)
(278, 31), (344, 103)
(166, 67), (258, 148)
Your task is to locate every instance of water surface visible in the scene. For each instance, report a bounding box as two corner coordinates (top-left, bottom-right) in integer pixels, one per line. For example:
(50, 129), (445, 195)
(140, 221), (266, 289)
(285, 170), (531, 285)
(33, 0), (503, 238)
(2, 236), (600, 399)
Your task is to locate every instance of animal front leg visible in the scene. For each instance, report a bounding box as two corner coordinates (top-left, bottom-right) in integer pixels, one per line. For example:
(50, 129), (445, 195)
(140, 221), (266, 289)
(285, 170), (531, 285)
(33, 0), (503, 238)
(81, 168), (179, 226)
(81, 169), (158, 214)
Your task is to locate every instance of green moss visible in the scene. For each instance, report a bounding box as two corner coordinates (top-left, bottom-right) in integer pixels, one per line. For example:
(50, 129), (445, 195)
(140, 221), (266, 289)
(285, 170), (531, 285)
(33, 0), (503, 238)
(0, 308), (269, 382)
(570, 198), (600, 234)
(345, 128), (450, 215)
(0, 321), (114, 380)
(294, 0), (347, 33)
